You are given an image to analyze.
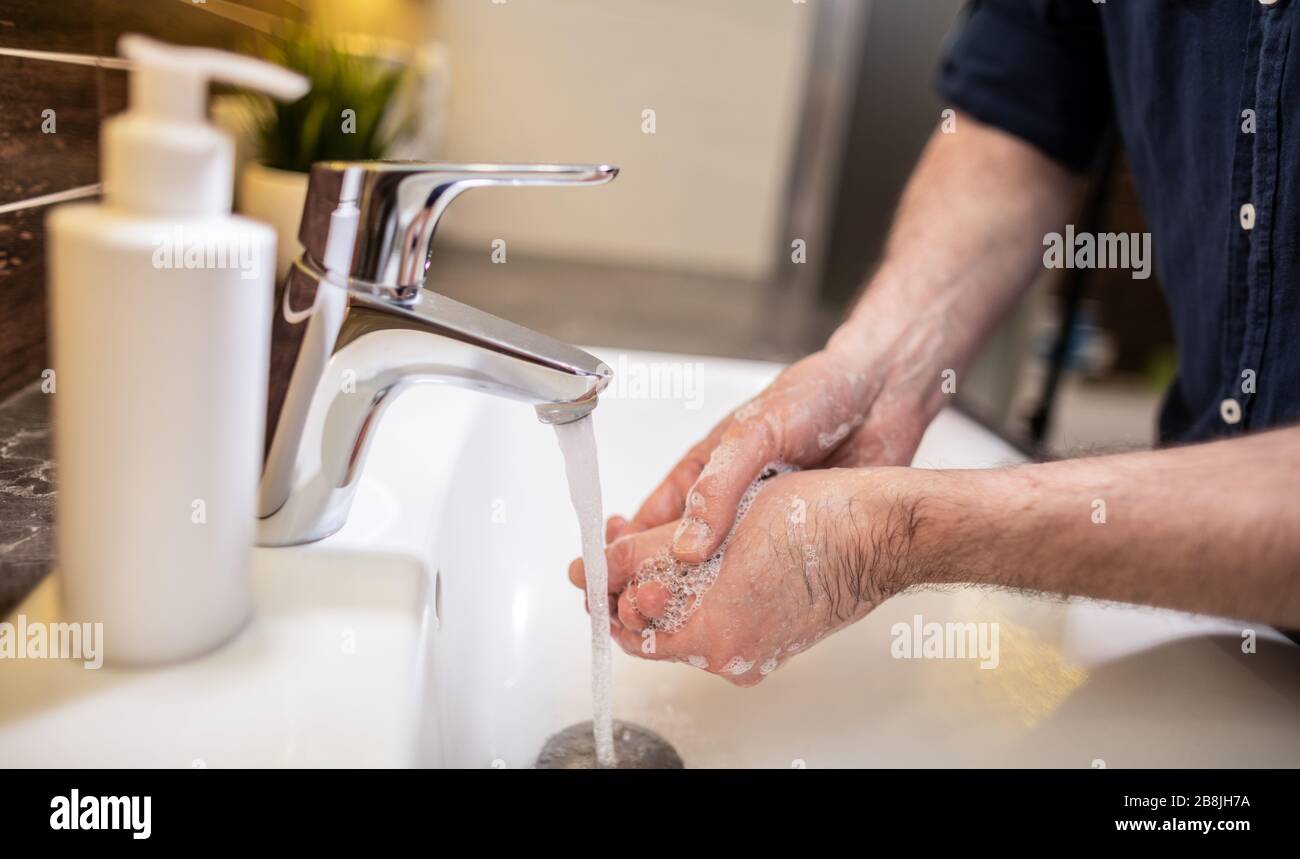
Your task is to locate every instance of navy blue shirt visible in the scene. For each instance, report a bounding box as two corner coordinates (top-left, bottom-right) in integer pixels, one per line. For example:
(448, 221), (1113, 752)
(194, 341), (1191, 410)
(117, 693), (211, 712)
(938, 0), (1300, 443)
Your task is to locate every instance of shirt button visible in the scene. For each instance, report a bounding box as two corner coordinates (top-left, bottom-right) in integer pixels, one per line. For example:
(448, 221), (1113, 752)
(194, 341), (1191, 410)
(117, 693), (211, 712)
(1220, 398), (1242, 425)
(1239, 203), (1256, 230)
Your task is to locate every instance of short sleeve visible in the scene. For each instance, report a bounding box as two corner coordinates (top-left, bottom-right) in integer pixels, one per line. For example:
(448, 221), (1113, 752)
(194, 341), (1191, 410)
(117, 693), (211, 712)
(936, 0), (1113, 171)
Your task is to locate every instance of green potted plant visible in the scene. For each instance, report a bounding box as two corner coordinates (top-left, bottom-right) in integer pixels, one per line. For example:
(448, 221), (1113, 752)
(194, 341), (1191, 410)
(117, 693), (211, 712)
(238, 26), (415, 280)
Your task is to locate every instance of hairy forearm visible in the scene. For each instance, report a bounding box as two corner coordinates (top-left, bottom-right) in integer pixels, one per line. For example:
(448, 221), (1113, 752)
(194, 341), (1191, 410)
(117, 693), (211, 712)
(906, 428), (1300, 628)
(827, 112), (1077, 419)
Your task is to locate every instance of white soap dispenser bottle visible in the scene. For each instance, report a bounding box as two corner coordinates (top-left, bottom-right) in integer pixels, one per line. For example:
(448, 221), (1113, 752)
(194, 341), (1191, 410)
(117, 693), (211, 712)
(47, 35), (308, 665)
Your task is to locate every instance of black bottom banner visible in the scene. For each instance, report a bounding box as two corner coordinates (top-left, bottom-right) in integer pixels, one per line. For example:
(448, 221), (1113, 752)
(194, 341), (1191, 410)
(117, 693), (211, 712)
(0, 768), (1288, 845)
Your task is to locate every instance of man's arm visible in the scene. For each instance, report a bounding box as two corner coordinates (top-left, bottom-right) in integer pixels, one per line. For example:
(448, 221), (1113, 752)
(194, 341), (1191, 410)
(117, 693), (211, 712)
(828, 110), (1079, 427)
(907, 428), (1300, 628)
(625, 111), (1082, 563)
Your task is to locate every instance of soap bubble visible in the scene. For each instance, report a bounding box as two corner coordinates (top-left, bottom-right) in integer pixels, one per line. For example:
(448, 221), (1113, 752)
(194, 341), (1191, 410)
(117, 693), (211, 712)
(628, 463), (795, 633)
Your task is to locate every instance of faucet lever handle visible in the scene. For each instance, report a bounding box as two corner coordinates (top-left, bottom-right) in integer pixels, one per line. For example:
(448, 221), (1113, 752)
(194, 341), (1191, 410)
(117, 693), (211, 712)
(300, 161), (619, 299)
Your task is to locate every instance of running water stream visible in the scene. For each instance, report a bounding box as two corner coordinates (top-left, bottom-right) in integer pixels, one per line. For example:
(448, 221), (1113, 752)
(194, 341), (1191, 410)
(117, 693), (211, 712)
(553, 415), (617, 768)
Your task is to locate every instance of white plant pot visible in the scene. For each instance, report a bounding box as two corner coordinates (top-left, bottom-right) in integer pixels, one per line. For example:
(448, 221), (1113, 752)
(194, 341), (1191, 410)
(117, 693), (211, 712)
(238, 163), (310, 283)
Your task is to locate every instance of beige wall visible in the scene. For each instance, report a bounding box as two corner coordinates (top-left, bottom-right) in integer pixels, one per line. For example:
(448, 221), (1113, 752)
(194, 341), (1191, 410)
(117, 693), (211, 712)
(422, 0), (814, 279)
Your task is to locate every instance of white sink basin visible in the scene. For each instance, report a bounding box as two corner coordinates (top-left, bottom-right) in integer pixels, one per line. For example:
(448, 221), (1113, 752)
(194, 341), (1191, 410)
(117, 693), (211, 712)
(3, 348), (1298, 767)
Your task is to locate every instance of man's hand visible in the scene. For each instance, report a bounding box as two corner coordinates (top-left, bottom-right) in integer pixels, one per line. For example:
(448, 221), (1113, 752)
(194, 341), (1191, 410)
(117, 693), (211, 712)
(617, 344), (931, 564)
(570, 469), (925, 686)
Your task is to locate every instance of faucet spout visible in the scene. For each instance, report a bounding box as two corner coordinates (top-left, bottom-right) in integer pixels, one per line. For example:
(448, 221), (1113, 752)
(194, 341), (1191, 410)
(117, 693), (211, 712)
(341, 286), (612, 414)
(258, 160), (618, 546)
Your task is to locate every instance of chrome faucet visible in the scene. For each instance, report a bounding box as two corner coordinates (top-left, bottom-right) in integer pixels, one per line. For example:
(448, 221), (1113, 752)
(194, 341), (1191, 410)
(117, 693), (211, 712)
(258, 161), (618, 546)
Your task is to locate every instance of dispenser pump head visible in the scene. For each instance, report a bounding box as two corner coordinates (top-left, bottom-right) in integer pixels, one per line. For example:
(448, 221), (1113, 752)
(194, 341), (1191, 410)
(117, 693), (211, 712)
(103, 35), (309, 216)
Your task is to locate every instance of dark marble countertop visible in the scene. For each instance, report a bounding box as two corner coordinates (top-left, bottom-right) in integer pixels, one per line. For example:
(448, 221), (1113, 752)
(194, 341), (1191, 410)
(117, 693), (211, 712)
(0, 382), (54, 618)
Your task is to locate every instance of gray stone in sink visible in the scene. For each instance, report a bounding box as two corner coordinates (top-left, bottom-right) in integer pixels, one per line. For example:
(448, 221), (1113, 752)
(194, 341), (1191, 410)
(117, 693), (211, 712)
(535, 720), (685, 769)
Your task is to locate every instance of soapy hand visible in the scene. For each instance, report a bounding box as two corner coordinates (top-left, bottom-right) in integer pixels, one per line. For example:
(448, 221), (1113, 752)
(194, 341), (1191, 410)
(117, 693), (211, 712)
(570, 468), (924, 686)
(616, 340), (931, 564)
